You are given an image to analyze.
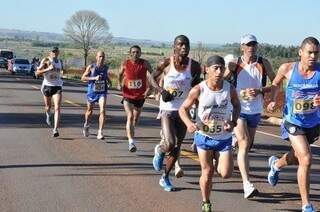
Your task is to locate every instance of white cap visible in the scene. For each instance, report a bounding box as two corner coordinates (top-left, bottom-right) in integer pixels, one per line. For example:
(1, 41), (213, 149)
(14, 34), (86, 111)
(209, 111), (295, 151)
(224, 54), (237, 65)
(240, 34), (258, 44)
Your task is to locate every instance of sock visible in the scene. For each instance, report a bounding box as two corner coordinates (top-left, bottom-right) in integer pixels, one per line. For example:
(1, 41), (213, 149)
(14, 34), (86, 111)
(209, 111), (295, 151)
(46, 112), (51, 117)
(129, 139), (135, 144)
(273, 162), (280, 171)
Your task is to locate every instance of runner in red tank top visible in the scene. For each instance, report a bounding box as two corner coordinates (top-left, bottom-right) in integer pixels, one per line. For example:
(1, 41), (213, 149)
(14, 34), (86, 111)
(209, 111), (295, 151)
(119, 45), (154, 152)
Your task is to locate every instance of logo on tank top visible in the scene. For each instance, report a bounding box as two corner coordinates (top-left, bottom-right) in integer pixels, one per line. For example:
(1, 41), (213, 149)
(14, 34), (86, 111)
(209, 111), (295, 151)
(288, 126), (297, 134)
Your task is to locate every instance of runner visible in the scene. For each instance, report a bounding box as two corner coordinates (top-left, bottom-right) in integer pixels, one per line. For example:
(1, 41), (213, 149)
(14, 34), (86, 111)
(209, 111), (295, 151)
(267, 36), (320, 212)
(231, 34), (275, 198)
(81, 51), (111, 140)
(155, 73), (185, 177)
(118, 45), (153, 152)
(36, 47), (64, 137)
(151, 35), (201, 191)
(179, 55), (240, 212)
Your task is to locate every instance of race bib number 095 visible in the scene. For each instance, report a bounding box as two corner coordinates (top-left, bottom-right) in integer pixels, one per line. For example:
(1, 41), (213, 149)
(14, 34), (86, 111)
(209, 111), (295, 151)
(128, 79), (142, 89)
(293, 99), (316, 114)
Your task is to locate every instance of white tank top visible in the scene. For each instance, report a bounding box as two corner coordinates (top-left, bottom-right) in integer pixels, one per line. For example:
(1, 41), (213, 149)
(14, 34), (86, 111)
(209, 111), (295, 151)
(196, 80), (233, 140)
(42, 58), (63, 87)
(236, 57), (264, 114)
(159, 57), (192, 111)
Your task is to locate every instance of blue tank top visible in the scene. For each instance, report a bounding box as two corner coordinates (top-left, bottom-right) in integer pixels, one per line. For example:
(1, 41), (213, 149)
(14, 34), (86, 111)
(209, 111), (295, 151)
(283, 62), (320, 128)
(87, 63), (109, 95)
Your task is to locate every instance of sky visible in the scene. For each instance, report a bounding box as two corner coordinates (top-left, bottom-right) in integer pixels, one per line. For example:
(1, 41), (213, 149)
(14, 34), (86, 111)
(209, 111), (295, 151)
(1, 0), (319, 46)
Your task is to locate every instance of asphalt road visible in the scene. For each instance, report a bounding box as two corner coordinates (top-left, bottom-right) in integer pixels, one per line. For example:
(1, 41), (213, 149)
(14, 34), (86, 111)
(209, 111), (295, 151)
(0, 69), (319, 212)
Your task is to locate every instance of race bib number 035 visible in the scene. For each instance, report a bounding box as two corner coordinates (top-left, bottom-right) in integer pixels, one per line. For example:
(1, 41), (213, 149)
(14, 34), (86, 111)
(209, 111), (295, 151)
(128, 79), (142, 89)
(293, 99), (316, 114)
(94, 80), (106, 92)
(201, 120), (224, 136)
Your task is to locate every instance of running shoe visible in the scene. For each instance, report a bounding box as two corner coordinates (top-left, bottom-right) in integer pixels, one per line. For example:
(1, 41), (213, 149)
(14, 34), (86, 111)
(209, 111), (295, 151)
(52, 128), (59, 137)
(268, 156), (280, 186)
(201, 202), (212, 212)
(302, 203), (316, 212)
(175, 162), (184, 178)
(153, 144), (164, 172)
(243, 181), (258, 198)
(159, 176), (174, 192)
(46, 113), (51, 126)
(97, 131), (105, 140)
(129, 142), (137, 152)
(83, 125), (89, 137)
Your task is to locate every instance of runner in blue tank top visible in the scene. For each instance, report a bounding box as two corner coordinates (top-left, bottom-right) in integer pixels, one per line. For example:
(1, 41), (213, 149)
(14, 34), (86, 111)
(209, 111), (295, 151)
(81, 51), (111, 140)
(267, 37), (320, 212)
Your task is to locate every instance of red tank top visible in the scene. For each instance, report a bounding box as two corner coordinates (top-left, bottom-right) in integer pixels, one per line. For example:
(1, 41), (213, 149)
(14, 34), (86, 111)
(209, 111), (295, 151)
(123, 59), (148, 100)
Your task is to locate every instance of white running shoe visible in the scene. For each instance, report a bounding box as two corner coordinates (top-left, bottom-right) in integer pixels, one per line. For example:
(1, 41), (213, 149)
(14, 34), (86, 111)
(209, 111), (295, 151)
(46, 113), (51, 126)
(243, 181), (258, 198)
(83, 125), (89, 137)
(97, 130), (104, 140)
(175, 163), (184, 178)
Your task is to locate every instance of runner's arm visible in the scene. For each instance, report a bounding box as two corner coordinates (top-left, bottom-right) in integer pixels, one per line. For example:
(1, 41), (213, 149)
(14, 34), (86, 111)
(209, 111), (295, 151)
(144, 60), (154, 97)
(230, 85), (240, 126)
(150, 58), (170, 93)
(179, 85), (201, 133)
(261, 58), (276, 93)
(118, 62), (125, 89)
(35, 58), (53, 76)
(81, 65), (96, 82)
(267, 63), (290, 112)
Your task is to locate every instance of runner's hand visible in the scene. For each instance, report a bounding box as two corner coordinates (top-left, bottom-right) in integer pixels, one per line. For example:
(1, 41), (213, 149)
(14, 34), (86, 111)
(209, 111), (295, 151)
(224, 120), (235, 132)
(187, 122), (198, 133)
(314, 94), (320, 106)
(267, 101), (276, 112)
(161, 90), (174, 102)
(247, 88), (260, 98)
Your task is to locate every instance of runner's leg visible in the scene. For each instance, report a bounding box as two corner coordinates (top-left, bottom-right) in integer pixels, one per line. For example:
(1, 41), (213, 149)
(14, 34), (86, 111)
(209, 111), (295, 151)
(289, 134), (312, 207)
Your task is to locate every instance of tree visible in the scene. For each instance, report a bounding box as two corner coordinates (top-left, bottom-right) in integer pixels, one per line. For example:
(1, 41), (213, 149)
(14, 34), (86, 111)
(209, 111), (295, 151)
(194, 42), (207, 65)
(63, 10), (112, 67)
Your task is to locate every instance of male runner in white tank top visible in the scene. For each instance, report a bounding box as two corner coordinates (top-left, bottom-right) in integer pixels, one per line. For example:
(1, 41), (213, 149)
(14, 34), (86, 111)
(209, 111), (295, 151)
(150, 35), (202, 191)
(231, 35), (275, 198)
(36, 47), (64, 137)
(179, 55), (240, 212)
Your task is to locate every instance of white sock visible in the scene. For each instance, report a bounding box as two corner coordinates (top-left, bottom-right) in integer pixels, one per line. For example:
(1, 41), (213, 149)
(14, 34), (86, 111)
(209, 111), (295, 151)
(273, 162), (280, 171)
(129, 139), (135, 144)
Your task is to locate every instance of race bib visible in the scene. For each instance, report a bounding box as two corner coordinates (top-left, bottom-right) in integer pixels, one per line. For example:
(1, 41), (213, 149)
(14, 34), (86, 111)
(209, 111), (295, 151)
(293, 99), (316, 114)
(166, 87), (184, 98)
(128, 79), (142, 89)
(239, 89), (254, 101)
(201, 120), (224, 136)
(94, 80), (106, 92)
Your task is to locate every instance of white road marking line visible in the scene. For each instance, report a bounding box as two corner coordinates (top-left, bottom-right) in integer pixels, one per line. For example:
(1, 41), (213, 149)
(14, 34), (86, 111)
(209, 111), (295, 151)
(64, 100), (81, 107)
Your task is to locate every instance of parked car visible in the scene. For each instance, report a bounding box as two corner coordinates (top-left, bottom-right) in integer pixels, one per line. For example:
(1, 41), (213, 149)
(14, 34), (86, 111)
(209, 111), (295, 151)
(0, 57), (8, 68)
(8, 59), (32, 75)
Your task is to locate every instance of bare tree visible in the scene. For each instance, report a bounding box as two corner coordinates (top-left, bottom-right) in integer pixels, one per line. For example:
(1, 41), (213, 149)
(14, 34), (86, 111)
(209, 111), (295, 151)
(194, 42), (207, 65)
(63, 10), (112, 67)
